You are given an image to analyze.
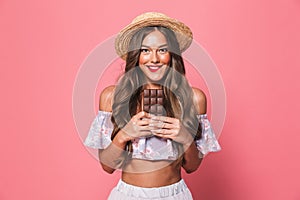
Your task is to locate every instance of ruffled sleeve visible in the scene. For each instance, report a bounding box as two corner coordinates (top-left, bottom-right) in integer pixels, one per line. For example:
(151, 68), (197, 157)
(195, 114), (221, 157)
(84, 110), (114, 149)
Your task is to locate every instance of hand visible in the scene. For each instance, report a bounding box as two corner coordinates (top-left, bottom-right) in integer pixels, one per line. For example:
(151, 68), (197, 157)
(121, 111), (155, 140)
(150, 115), (194, 146)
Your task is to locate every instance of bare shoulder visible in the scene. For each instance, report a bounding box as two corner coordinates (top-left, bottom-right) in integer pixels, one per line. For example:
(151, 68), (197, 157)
(99, 85), (116, 112)
(192, 87), (207, 114)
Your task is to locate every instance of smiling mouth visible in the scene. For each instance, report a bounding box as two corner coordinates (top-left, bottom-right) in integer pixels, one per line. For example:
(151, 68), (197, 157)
(146, 65), (162, 73)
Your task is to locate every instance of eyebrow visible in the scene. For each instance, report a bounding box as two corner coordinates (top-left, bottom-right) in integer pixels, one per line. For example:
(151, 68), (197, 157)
(141, 44), (168, 48)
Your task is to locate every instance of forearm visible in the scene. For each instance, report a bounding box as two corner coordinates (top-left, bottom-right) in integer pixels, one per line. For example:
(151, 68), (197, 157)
(99, 130), (130, 173)
(182, 139), (203, 173)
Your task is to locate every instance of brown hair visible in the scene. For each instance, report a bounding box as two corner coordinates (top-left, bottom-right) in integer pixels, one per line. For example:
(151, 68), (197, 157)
(111, 26), (202, 161)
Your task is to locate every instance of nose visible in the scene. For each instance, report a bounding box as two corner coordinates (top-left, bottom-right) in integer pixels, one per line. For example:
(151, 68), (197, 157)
(151, 52), (159, 63)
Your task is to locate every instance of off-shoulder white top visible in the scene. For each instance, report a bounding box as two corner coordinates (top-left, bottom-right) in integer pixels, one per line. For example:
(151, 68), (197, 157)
(84, 110), (221, 160)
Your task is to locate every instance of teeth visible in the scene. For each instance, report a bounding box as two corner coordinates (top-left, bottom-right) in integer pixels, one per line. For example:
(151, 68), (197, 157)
(148, 66), (161, 69)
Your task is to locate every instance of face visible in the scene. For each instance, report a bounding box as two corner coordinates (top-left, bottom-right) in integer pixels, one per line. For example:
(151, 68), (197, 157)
(139, 30), (170, 83)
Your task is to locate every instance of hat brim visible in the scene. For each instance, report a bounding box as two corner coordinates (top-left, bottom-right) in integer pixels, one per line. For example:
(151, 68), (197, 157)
(115, 14), (193, 60)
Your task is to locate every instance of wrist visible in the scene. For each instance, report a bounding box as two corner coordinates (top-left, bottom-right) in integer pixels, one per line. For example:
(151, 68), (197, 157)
(112, 130), (130, 148)
(182, 134), (194, 149)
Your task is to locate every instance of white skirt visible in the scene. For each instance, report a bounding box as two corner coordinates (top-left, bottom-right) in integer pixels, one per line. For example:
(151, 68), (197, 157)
(108, 179), (193, 200)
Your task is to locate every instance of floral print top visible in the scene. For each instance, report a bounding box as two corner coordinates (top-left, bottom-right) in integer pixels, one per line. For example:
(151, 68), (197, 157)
(84, 110), (221, 160)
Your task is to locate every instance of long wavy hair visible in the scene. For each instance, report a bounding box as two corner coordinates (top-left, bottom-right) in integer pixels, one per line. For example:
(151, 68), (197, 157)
(111, 26), (202, 160)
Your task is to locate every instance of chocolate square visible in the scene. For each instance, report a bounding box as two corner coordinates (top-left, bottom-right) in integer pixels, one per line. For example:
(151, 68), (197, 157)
(144, 98), (150, 105)
(143, 89), (150, 97)
(157, 89), (163, 97)
(157, 105), (164, 114)
(150, 98), (157, 104)
(143, 105), (150, 112)
(149, 105), (157, 113)
(157, 97), (163, 105)
(150, 89), (156, 96)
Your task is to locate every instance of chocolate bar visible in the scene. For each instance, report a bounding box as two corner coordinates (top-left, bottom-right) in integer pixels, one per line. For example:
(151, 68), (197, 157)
(142, 89), (166, 116)
(141, 89), (168, 151)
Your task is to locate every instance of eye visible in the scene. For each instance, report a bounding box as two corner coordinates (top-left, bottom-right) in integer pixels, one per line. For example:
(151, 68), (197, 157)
(140, 48), (150, 54)
(158, 48), (168, 54)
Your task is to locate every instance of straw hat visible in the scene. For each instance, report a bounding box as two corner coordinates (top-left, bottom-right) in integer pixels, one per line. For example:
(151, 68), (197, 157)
(115, 12), (193, 60)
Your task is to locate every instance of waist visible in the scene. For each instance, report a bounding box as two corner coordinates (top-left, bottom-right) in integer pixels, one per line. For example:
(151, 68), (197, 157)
(116, 179), (189, 198)
(122, 158), (182, 173)
(121, 159), (182, 188)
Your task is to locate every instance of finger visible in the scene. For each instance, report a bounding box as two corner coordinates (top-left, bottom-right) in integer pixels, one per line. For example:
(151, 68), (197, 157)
(151, 129), (174, 135)
(152, 132), (174, 140)
(140, 124), (161, 131)
(136, 118), (152, 126)
(151, 115), (178, 124)
(133, 111), (152, 120)
(150, 121), (179, 129)
(139, 130), (153, 138)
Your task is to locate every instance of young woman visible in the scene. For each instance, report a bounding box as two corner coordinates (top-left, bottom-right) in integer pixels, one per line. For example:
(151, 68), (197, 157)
(85, 12), (221, 200)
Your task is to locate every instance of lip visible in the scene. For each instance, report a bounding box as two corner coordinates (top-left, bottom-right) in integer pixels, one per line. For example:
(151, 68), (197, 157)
(146, 65), (163, 73)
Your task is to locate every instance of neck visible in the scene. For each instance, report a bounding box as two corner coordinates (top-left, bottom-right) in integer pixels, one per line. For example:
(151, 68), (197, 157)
(144, 83), (162, 89)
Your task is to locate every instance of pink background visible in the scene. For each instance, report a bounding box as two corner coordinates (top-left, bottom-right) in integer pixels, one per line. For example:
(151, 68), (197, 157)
(1, 0), (300, 200)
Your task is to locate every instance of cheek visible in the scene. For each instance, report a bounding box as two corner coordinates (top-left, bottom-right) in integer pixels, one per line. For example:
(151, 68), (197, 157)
(160, 54), (170, 64)
(139, 55), (149, 65)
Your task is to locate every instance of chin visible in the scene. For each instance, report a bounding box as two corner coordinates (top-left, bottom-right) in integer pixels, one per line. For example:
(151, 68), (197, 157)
(139, 67), (169, 84)
(146, 74), (166, 83)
